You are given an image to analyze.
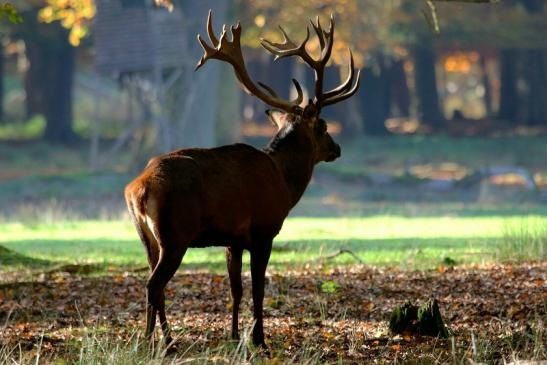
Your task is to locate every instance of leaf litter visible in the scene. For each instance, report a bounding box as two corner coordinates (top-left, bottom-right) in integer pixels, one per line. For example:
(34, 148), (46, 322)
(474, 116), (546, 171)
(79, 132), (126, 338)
(0, 262), (545, 363)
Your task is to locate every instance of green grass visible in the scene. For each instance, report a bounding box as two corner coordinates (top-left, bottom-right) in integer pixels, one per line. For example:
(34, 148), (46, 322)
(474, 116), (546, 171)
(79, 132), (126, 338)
(1, 215), (545, 273)
(498, 219), (547, 261)
(1, 135), (546, 273)
(0, 116), (46, 140)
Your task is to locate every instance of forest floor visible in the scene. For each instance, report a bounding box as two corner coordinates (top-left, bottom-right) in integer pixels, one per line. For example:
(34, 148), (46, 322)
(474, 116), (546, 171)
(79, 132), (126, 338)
(0, 262), (545, 364)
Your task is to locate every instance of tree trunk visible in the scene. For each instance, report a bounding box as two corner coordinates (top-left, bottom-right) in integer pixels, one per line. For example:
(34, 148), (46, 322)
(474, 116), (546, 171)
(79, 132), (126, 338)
(388, 59), (410, 118)
(20, 9), (77, 143)
(522, 49), (546, 126)
(0, 41), (4, 122)
(23, 39), (46, 119)
(174, 0), (228, 148)
(497, 49), (518, 122)
(520, 0), (546, 126)
(479, 54), (493, 117)
(43, 41), (76, 143)
(360, 58), (390, 135)
(216, 66), (242, 144)
(413, 43), (444, 128)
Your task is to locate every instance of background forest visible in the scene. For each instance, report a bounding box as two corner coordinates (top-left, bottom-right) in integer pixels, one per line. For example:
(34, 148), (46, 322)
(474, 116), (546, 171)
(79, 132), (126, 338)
(0, 0), (545, 363)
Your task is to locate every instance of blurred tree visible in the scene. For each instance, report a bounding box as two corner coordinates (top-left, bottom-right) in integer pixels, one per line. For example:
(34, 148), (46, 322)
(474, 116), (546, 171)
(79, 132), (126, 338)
(388, 59), (411, 118)
(0, 2), (22, 23)
(38, 0), (95, 46)
(0, 2), (23, 123)
(520, 0), (545, 126)
(360, 56), (390, 135)
(238, 0), (399, 135)
(17, 8), (77, 143)
(498, 49), (518, 122)
(413, 38), (444, 128)
(0, 41), (4, 122)
(432, 0), (546, 125)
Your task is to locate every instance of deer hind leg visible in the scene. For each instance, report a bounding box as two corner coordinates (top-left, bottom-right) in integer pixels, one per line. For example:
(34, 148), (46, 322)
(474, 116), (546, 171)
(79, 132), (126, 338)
(250, 238), (272, 347)
(225, 247), (243, 340)
(141, 225), (171, 343)
(127, 212), (167, 342)
(144, 216), (187, 344)
(146, 245), (185, 343)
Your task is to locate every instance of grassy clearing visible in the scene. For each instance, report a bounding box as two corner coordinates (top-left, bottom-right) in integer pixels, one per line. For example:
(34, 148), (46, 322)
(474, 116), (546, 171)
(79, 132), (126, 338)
(498, 219), (547, 261)
(1, 215), (545, 273)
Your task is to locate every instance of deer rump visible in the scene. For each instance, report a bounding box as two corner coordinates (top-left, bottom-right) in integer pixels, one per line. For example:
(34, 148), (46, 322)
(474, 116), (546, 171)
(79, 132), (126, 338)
(126, 143), (291, 250)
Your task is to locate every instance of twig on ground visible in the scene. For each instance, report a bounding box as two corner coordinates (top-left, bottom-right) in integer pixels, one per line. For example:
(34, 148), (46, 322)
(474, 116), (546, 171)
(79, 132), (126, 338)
(320, 248), (364, 264)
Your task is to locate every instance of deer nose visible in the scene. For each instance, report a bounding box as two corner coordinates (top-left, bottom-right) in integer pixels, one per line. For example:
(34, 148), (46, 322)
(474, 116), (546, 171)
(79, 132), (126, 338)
(334, 143), (341, 158)
(326, 143), (341, 162)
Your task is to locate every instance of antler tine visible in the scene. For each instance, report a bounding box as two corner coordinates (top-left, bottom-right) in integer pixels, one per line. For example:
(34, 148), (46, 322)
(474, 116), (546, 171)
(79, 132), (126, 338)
(206, 10), (219, 47)
(259, 79), (303, 107)
(261, 27), (313, 64)
(278, 26), (298, 48)
(323, 69), (361, 107)
(260, 15), (341, 109)
(310, 16), (325, 50)
(318, 14), (334, 67)
(290, 78), (304, 106)
(196, 10), (302, 113)
(323, 48), (356, 98)
(258, 82), (279, 97)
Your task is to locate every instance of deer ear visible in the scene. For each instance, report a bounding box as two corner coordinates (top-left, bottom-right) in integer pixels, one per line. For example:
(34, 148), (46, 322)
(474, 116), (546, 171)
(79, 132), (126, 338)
(303, 103), (320, 125)
(266, 109), (289, 129)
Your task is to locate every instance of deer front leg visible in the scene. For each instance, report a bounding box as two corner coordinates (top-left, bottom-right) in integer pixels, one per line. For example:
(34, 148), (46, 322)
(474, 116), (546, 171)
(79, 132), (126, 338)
(226, 247), (243, 340)
(250, 239), (272, 347)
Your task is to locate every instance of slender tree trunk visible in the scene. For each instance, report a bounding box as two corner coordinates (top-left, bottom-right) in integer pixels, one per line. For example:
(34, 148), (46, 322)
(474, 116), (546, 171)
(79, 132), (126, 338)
(0, 41), (4, 122)
(360, 58), (390, 135)
(479, 54), (493, 117)
(216, 66), (241, 144)
(519, 0), (545, 126)
(388, 59), (410, 118)
(174, 0), (227, 148)
(413, 43), (444, 128)
(497, 49), (518, 122)
(522, 49), (546, 126)
(23, 40), (45, 118)
(43, 41), (76, 143)
(20, 9), (77, 143)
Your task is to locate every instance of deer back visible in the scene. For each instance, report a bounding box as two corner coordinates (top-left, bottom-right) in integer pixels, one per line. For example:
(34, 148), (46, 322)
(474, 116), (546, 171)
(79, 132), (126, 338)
(125, 143), (292, 248)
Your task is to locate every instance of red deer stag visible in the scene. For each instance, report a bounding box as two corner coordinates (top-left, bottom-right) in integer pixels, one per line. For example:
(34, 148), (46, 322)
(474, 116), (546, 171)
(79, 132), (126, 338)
(124, 10), (360, 347)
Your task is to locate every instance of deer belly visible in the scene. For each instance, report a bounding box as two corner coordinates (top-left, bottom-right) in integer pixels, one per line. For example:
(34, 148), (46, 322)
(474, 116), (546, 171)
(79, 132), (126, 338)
(190, 230), (247, 248)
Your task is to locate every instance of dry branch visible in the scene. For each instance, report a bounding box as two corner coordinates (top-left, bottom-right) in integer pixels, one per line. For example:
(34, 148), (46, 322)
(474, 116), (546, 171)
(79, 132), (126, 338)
(320, 248), (364, 264)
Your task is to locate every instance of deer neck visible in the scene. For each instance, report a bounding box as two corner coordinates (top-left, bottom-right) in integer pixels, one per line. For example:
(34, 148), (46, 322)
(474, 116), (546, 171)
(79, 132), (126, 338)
(264, 126), (315, 207)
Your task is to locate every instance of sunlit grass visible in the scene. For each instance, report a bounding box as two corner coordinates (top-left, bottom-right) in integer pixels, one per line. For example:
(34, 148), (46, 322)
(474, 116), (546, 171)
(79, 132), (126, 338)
(1, 215), (545, 273)
(498, 218), (547, 261)
(0, 116), (46, 140)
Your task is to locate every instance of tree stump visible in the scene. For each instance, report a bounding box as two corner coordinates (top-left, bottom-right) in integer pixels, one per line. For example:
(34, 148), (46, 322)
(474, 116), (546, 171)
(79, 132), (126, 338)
(389, 298), (449, 338)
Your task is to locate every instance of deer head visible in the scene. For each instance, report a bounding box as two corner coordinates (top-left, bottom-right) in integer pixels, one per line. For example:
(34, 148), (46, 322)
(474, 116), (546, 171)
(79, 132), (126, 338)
(196, 11), (360, 165)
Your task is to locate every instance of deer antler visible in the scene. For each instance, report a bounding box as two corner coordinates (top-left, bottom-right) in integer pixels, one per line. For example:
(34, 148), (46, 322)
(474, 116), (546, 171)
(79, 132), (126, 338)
(196, 10), (303, 113)
(260, 15), (360, 110)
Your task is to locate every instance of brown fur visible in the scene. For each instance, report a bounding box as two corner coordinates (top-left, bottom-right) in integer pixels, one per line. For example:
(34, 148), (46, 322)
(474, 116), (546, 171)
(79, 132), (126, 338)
(125, 112), (340, 346)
